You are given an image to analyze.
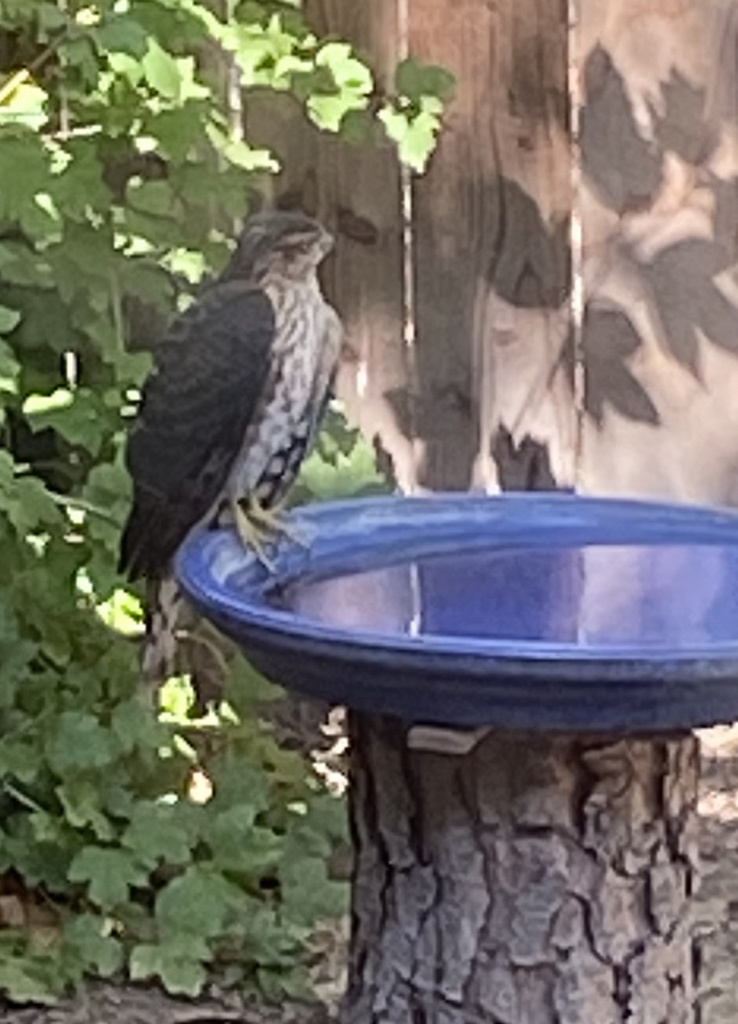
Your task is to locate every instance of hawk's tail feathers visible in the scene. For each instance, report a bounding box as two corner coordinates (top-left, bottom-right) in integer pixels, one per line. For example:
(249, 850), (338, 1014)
(142, 576), (182, 695)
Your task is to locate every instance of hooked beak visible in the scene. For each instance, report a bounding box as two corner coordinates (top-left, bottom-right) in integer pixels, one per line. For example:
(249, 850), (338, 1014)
(317, 225), (334, 259)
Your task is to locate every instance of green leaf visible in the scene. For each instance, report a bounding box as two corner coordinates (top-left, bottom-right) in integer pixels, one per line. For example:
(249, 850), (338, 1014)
(0, 736), (42, 785)
(46, 221), (120, 302)
(122, 801), (195, 869)
(96, 587), (143, 635)
(306, 42), (373, 131)
(378, 97), (445, 173)
(0, 305), (21, 334)
(130, 937), (209, 996)
(107, 51), (144, 86)
(280, 854), (348, 926)
(62, 913), (124, 978)
(0, 466), (61, 535)
(67, 846), (149, 909)
(207, 805), (283, 875)
(395, 58), (455, 104)
(0, 634), (36, 706)
(316, 42), (373, 94)
(303, 791), (349, 844)
(209, 751), (270, 813)
(144, 103), (209, 161)
(37, 3), (68, 34)
(50, 143), (111, 220)
(338, 108), (375, 145)
(22, 387), (74, 416)
(23, 387), (109, 456)
(56, 780), (115, 841)
(158, 674), (196, 720)
(0, 81), (48, 131)
(0, 954), (58, 1005)
(127, 179), (178, 217)
(58, 35), (100, 88)
(0, 132), (52, 224)
(155, 865), (245, 939)
(162, 247), (207, 284)
(297, 434), (387, 501)
(205, 124), (277, 172)
(94, 17), (150, 58)
(110, 699), (161, 754)
(142, 40), (207, 103)
(46, 712), (116, 774)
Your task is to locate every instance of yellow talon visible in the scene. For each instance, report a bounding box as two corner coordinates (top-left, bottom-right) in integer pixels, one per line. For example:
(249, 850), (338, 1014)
(233, 501), (276, 572)
(243, 496), (308, 549)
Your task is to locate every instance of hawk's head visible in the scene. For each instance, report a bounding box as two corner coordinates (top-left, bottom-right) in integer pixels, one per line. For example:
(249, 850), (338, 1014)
(224, 210), (333, 283)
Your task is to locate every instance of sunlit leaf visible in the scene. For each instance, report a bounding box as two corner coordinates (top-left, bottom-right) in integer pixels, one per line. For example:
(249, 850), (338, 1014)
(0, 81), (48, 130)
(0, 305), (21, 333)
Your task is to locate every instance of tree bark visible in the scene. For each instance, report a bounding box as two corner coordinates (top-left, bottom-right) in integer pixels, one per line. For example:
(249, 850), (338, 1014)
(344, 715), (700, 1024)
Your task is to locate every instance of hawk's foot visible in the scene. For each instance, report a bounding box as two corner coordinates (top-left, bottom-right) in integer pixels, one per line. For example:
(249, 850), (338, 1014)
(232, 501), (277, 572)
(242, 496), (308, 549)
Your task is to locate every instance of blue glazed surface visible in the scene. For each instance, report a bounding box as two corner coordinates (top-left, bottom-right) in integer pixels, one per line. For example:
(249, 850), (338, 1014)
(175, 493), (738, 732)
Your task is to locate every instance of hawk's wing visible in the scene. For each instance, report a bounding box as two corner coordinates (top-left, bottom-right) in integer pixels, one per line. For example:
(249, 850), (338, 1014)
(119, 282), (275, 580)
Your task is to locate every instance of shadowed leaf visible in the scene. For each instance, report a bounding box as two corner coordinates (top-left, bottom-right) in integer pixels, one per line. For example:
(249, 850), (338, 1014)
(486, 177), (570, 309)
(654, 70), (718, 165)
(491, 425), (558, 491)
(643, 239), (738, 373)
(581, 46), (662, 213)
(583, 307), (659, 426)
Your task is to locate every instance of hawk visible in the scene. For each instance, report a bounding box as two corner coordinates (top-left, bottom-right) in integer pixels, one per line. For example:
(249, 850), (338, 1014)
(118, 210), (342, 687)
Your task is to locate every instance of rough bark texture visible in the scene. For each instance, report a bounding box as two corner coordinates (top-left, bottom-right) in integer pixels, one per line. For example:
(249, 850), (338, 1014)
(693, 726), (738, 1024)
(344, 715), (700, 1024)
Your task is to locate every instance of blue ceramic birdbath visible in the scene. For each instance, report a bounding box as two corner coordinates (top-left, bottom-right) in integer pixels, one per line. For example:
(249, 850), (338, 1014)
(176, 493), (736, 1023)
(176, 492), (738, 732)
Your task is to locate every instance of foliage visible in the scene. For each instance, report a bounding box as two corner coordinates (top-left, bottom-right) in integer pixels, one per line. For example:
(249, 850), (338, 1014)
(379, 58), (455, 172)
(0, 0), (417, 1005)
(291, 405), (390, 505)
(0, 646), (351, 1002)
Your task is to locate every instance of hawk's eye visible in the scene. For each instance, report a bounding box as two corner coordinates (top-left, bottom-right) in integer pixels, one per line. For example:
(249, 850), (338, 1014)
(281, 241), (311, 258)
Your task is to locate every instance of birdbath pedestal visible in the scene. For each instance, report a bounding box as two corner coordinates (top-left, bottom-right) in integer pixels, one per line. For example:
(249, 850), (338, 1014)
(176, 494), (738, 1024)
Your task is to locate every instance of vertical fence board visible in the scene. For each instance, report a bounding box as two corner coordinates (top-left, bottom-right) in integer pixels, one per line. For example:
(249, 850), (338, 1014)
(244, 2), (415, 489)
(408, 0), (575, 491)
(578, 0), (738, 505)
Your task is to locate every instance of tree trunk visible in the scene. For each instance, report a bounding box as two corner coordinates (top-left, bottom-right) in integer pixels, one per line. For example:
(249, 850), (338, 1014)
(344, 714), (700, 1024)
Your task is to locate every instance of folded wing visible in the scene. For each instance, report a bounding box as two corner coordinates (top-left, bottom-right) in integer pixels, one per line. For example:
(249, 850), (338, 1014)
(119, 283), (275, 580)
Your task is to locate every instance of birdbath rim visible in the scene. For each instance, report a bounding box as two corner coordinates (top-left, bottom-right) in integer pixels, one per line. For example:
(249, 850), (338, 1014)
(175, 492), (738, 732)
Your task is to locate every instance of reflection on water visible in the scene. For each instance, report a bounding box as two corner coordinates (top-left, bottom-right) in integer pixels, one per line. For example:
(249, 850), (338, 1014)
(270, 544), (738, 648)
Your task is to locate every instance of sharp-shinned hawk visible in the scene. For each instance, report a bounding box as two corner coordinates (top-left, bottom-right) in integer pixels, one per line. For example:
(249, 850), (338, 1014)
(118, 210), (342, 687)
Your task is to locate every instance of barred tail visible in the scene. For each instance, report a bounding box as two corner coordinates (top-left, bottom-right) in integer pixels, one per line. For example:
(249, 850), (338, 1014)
(142, 576), (182, 694)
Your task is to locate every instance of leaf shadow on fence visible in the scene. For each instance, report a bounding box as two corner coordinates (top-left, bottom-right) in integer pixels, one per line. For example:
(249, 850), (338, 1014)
(381, 172), (571, 489)
(581, 45), (738, 427)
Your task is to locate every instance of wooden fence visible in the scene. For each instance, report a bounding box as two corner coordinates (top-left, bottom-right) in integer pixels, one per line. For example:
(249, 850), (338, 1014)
(245, 0), (738, 507)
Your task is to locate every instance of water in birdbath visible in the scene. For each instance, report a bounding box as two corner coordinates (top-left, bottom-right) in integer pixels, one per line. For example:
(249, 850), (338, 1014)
(271, 543), (738, 648)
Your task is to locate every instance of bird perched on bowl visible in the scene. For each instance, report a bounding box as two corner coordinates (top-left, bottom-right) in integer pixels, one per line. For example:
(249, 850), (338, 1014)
(118, 210), (342, 690)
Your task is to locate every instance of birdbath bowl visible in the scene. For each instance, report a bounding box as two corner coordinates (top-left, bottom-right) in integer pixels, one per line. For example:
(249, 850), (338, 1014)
(176, 493), (738, 1023)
